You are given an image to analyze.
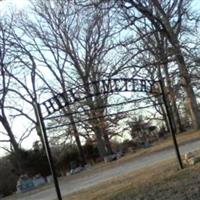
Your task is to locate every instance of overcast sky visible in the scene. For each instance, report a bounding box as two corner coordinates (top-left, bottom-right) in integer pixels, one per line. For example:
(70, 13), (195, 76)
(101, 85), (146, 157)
(0, 0), (28, 11)
(0, 0), (31, 156)
(1, 0), (200, 157)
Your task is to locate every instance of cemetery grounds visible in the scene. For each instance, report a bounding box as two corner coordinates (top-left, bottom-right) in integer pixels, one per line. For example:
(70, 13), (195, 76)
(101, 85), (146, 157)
(4, 130), (200, 200)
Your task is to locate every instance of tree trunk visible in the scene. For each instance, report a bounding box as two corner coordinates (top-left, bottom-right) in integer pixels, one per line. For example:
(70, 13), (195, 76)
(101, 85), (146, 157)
(158, 97), (170, 133)
(70, 118), (86, 166)
(83, 91), (108, 158)
(100, 119), (113, 155)
(163, 63), (183, 133)
(154, 1), (200, 130)
(103, 131), (113, 155)
(157, 66), (176, 133)
(63, 107), (86, 166)
(1, 116), (19, 154)
(93, 125), (108, 158)
(175, 49), (200, 130)
(0, 115), (23, 173)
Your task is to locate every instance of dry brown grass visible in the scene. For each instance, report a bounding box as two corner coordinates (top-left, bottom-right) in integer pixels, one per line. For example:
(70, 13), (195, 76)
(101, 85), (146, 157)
(65, 160), (200, 200)
(62, 130), (200, 200)
(5, 130), (200, 200)
(70, 129), (200, 177)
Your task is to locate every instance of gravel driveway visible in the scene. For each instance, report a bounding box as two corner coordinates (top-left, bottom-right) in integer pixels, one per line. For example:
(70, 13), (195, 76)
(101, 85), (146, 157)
(8, 139), (200, 200)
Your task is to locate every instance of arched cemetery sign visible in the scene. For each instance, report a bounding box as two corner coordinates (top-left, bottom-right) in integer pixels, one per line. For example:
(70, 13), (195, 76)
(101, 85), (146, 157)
(41, 78), (157, 117)
(34, 78), (183, 200)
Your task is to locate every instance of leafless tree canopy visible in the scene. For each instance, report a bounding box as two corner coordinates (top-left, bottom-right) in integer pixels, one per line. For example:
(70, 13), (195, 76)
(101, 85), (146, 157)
(0, 0), (200, 161)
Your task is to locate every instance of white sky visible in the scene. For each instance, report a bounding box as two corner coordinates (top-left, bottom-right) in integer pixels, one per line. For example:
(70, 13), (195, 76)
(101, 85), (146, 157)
(0, 1), (36, 156)
(0, 0), (28, 10)
(1, 0), (200, 156)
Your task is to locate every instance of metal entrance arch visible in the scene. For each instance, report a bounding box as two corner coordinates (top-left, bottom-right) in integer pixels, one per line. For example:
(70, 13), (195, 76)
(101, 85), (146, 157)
(34, 78), (183, 200)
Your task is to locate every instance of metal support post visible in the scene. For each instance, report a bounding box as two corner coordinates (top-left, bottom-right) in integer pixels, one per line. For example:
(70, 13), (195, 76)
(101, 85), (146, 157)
(34, 103), (63, 200)
(159, 80), (183, 169)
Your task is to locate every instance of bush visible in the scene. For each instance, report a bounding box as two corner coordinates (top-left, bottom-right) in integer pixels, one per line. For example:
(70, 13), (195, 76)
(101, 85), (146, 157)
(56, 144), (81, 171)
(0, 149), (51, 197)
(9, 149), (50, 177)
(0, 157), (18, 196)
(83, 139), (100, 163)
(122, 139), (138, 152)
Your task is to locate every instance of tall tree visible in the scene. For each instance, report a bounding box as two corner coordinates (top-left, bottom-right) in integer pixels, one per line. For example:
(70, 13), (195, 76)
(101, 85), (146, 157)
(0, 18), (20, 154)
(23, 0), (134, 158)
(119, 0), (200, 130)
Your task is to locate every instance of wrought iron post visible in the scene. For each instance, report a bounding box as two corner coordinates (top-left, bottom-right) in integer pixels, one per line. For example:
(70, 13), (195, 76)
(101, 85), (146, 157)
(34, 102), (63, 200)
(159, 80), (183, 169)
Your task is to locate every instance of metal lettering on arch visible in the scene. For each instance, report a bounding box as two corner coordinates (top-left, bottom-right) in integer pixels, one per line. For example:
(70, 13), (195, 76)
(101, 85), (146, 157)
(41, 78), (158, 117)
(35, 77), (183, 200)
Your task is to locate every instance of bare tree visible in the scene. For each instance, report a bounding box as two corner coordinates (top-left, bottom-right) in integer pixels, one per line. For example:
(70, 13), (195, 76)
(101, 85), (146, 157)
(119, 0), (200, 130)
(21, 0), (136, 158)
(0, 18), (21, 154)
(137, 27), (183, 133)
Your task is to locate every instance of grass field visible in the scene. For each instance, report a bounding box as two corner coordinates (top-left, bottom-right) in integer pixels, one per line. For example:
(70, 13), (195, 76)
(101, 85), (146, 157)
(4, 130), (200, 200)
(63, 130), (200, 200)
(74, 129), (200, 175)
(65, 160), (200, 200)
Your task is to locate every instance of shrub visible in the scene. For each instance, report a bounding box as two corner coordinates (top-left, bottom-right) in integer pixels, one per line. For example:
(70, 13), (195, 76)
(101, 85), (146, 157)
(56, 144), (81, 171)
(9, 149), (50, 177)
(0, 157), (18, 196)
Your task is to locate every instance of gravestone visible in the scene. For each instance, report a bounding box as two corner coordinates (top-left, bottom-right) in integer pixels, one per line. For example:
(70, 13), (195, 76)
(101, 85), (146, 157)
(184, 151), (200, 166)
(16, 174), (34, 193)
(33, 174), (46, 187)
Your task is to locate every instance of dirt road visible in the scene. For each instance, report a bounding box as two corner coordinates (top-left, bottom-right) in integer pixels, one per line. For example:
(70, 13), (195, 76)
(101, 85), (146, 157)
(8, 139), (200, 200)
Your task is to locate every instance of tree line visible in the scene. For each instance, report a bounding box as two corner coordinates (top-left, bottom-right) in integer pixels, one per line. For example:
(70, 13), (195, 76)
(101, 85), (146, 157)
(0, 0), (200, 188)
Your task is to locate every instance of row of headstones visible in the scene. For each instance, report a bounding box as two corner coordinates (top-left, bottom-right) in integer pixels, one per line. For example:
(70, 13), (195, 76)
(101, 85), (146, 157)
(16, 174), (53, 193)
